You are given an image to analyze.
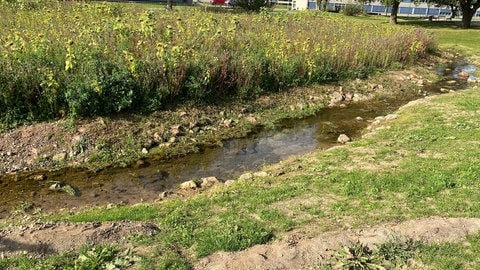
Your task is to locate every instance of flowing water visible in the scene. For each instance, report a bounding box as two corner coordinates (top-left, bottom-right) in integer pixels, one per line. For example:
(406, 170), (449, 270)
(0, 62), (476, 218)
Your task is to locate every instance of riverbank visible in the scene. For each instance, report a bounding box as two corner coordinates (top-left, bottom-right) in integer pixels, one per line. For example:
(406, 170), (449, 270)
(2, 10), (480, 269)
(0, 53), (453, 176)
(1, 55), (480, 268)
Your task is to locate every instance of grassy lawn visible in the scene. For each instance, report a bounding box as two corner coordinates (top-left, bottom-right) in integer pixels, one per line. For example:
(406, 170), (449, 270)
(2, 9), (480, 270)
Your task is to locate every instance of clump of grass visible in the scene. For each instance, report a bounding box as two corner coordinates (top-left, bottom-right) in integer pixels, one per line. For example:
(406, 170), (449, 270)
(328, 239), (420, 269)
(0, 1), (434, 128)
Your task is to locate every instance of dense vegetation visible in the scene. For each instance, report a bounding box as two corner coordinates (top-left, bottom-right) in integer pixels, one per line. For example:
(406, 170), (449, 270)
(0, 0), (433, 128)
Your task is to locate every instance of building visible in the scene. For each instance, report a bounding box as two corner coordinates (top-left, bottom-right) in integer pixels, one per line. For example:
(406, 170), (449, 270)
(292, 0), (480, 17)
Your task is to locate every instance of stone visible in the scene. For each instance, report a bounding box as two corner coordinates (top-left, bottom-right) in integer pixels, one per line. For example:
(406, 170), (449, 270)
(153, 132), (164, 143)
(189, 122), (198, 129)
(170, 124), (183, 136)
(238, 172), (253, 181)
(134, 159), (146, 168)
(141, 148), (149, 154)
(344, 93), (354, 101)
(355, 116), (364, 121)
(337, 134), (351, 144)
(329, 91), (345, 106)
(223, 119), (233, 127)
(224, 180), (235, 186)
(458, 71), (469, 79)
(385, 114), (399, 121)
(246, 115), (257, 123)
(201, 176), (220, 188)
(352, 93), (368, 102)
(159, 191), (172, 198)
(49, 182), (62, 190)
(180, 180), (197, 189)
(52, 152), (67, 162)
(33, 174), (46, 181)
(253, 171), (268, 178)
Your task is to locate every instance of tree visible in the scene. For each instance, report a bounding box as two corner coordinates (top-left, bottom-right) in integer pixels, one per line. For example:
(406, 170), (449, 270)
(381, 0), (401, 24)
(167, 0), (173, 10)
(430, 0), (479, 28)
(431, 0), (459, 18)
(458, 0), (480, 28)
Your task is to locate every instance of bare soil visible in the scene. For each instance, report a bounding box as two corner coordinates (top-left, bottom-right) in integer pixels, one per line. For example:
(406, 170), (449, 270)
(195, 217), (480, 270)
(0, 221), (160, 258)
(1, 216), (480, 269)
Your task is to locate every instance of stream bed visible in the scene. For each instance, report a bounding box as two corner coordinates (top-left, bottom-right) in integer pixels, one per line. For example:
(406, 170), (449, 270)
(0, 61), (476, 219)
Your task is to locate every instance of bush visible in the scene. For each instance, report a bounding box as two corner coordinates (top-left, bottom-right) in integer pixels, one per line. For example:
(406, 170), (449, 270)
(235, 0), (272, 11)
(342, 3), (364, 16)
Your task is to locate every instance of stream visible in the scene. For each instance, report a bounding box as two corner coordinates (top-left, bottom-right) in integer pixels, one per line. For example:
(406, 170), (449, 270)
(0, 60), (476, 218)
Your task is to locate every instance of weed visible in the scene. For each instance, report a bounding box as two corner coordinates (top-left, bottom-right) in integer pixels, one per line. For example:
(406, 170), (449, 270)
(333, 241), (382, 269)
(10, 201), (33, 216)
(0, 2), (433, 127)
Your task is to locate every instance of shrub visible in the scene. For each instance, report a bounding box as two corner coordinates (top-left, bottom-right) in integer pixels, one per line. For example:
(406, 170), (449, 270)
(342, 3), (365, 16)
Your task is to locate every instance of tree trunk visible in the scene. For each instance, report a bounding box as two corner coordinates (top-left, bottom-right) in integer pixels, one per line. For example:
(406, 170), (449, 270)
(167, 0), (173, 10)
(389, 0), (400, 24)
(459, 0), (480, 28)
(449, 4), (456, 18)
(321, 0), (328, 11)
(461, 9), (474, 28)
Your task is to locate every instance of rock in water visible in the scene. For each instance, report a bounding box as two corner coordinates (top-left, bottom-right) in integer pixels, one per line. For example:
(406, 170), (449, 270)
(337, 134), (351, 144)
(180, 180), (197, 189)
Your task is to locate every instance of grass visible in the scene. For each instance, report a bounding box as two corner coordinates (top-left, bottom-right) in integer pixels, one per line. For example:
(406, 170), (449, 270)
(2, 7), (480, 270)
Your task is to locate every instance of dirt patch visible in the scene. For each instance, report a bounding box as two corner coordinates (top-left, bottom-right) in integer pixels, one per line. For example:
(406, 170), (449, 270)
(194, 217), (480, 270)
(0, 221), (159, 258)
(2, 216), (479, 268)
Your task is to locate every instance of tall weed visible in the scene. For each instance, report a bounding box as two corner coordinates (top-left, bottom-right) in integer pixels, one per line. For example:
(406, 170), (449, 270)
(0, 1), (434, 126)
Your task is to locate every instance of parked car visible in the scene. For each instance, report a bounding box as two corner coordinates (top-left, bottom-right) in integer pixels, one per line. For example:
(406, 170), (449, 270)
(210, 0), (226, 5)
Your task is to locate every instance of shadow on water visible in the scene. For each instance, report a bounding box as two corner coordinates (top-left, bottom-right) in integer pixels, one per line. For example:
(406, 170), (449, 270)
(0, 60), (476, 218)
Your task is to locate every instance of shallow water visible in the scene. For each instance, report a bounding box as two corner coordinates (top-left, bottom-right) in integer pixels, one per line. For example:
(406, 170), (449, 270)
(0, 62), (474, 218)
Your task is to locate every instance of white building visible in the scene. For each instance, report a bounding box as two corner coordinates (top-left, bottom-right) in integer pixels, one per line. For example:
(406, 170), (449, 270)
(291, 0), (480, 18)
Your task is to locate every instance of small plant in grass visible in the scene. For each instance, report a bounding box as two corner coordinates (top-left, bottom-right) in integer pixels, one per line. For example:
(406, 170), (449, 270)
(333, 241), (382, 269)
(195, 219), (273, 257)
(377, 238), (420, 267)
(331, 239), (420, 269)
(74, 245), (140, 270)
(10, 201), (36, 216)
